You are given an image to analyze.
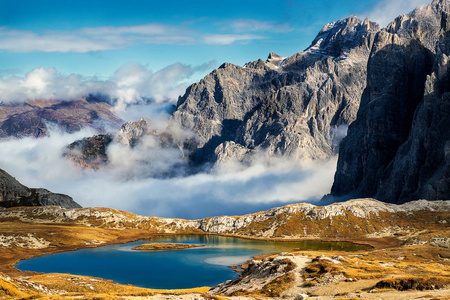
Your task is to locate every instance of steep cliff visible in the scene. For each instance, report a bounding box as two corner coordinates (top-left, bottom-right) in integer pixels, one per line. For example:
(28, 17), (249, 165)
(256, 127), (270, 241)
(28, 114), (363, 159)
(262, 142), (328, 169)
(0, 168), (81, 209)
(63, 1), (449, 204)
(331, 0), (450, 203)
(174, 16), (379, 166)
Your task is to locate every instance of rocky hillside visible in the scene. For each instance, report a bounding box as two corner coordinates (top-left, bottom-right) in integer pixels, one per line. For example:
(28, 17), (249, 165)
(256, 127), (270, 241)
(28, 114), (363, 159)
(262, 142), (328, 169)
(0, 97), (122, 138)
(2, 198), (448, 246)
(63, 134), (113, 169)
(197, 198), (450, 244)
(331, 0), (450, 203)
(0, 168), (81, 209)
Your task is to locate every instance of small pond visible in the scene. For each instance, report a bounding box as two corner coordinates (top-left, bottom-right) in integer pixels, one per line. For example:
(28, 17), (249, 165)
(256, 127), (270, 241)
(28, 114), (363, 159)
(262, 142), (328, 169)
(16, 235), (368, 289)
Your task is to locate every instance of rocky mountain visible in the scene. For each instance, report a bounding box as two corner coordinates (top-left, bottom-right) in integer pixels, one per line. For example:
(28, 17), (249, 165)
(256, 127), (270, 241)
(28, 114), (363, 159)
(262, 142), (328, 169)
(0, 168), (81, 209)
(174, 16), (379, 166)
(64, 1), (449, 204)
(66, 16), (379, 172)
(63, 134), (113, 169)
(331, 0), (450, 203)
(0, 97), (122, 138)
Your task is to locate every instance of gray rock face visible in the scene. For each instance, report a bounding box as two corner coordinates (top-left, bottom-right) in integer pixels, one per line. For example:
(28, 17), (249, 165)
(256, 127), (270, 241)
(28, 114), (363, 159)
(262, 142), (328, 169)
(173, 16), (379, 167)
(64, 134), (113, 169)
(331, 0), (450, 203)
(0, 168), (81, 209)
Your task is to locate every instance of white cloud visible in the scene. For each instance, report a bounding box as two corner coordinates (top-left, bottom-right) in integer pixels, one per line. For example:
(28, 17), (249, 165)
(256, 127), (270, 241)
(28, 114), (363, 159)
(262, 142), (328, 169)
(220, 19), (293, 33)
(0, 62), (216, 113)
(202, 34), (266, 45)
(362, 0), (430, 27)
(0, 22), (267, 53)
(0, 127), (338, 219)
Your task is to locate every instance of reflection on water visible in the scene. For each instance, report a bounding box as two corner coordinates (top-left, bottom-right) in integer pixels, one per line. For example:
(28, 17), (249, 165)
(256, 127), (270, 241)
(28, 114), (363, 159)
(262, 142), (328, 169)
(16, 235), (368, 289)
(204, 255), (252, 266)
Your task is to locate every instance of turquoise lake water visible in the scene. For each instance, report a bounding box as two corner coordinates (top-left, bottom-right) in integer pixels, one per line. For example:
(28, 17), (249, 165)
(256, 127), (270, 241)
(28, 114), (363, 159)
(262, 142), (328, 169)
(16, 235), (368, 289)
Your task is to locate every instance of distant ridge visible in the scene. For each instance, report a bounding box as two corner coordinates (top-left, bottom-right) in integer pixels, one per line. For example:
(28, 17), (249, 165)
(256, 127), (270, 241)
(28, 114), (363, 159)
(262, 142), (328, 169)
(0, 168), (81, 209)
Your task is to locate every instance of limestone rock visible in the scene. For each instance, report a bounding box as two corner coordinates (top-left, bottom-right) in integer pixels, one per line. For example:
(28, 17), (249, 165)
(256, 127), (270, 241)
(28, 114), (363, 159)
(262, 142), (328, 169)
(64, 16), (380, 174)
(64, 134), (113, 169)
(331, 0), (450, 203)
(174, 16), (379, 167)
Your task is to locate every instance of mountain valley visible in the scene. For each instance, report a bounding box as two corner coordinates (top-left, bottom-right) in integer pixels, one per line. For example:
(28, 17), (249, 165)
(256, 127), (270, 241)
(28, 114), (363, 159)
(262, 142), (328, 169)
(0, 0), (449, 299)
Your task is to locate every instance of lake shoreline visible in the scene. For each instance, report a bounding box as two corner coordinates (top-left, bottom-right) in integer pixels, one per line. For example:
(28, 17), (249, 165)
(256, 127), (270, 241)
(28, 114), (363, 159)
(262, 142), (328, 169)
(7, 232), (382, 277)
(14, 235), (372, 290)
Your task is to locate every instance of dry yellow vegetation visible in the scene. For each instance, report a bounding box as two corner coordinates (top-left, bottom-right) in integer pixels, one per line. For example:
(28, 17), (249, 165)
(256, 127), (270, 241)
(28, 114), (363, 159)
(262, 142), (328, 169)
(132, 242), (205, 251)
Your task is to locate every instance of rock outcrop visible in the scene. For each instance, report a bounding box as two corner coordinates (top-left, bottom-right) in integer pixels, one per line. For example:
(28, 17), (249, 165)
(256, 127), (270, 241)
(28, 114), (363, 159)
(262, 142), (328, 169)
(64, 118), (192, 173)
(0, 168), (81, 209)
(331, 0), (450, 203)
(64, 134), (113, 169)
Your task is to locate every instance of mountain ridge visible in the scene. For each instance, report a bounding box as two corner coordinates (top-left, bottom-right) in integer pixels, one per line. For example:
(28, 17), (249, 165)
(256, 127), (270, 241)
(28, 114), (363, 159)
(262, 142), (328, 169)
(0, 98), (122, 138)
(0, 168), (81, 209)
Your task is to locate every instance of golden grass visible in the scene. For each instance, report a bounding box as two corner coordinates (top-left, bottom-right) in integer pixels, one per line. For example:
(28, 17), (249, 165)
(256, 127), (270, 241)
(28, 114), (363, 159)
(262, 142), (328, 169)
(132, 242), (205, 251)
(375, 276), (450, 291)
(0, 275), (30, 298)
(257, 273), (295, 297)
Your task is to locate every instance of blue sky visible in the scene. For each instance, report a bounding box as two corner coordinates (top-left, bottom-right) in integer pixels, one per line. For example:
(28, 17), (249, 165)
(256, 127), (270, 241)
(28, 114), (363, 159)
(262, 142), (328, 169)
(0, 0), (430, 102)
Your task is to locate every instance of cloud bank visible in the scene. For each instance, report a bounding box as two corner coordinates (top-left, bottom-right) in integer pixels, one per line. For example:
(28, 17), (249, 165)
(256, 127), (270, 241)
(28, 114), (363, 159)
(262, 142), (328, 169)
(363, 0), (430, 27)
(0, 20), (273, 53)
(0, 61), (216, 113)
(0, 128), (337, 219)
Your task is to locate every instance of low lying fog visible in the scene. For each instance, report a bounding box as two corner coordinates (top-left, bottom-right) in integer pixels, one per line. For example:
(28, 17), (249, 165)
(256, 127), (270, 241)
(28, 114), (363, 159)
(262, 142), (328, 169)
(0, 64), (339, 219)
(0, 118), (338, 219)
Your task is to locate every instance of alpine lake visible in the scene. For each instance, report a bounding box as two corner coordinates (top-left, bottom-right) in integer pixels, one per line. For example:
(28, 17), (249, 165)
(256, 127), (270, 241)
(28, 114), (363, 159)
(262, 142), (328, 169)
(16, 235), (369, 289)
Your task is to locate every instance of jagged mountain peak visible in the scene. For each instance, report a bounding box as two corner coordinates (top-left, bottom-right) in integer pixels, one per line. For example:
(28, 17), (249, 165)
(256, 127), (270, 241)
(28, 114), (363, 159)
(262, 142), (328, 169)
(267, 52), (283, 60)
(431, 0), (450, 10)
(304, 15), (380, 58)
(385, 0), (450, 33)
(375, 0), (450, 53)
(331, 0), (450, 203)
